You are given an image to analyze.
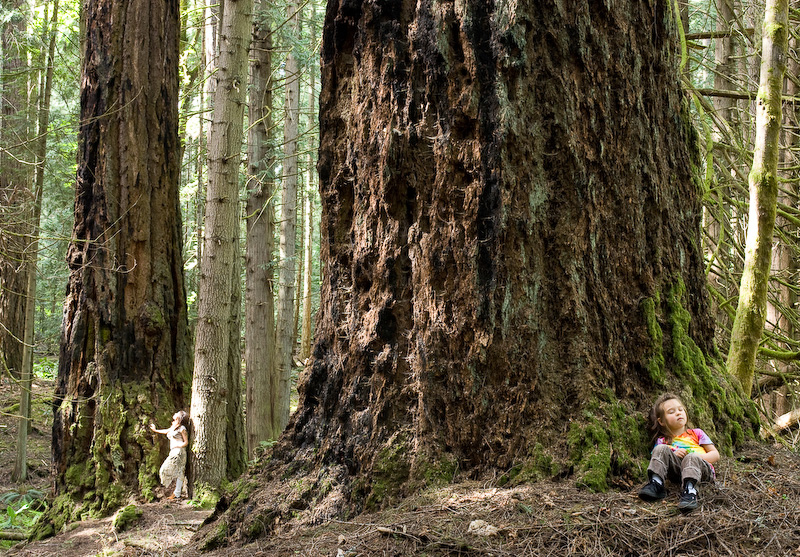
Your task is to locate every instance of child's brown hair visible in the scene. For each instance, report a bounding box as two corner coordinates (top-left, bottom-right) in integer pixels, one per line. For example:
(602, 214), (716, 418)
(648, 393), (684, 445)
(175, 410), (189, 428)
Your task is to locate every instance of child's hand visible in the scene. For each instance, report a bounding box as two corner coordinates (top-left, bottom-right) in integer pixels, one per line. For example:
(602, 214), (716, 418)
(150, 423), (156, 431)
(674, 448), (688, 459)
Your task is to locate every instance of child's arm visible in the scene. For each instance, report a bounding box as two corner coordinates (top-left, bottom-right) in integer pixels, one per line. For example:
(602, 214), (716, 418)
(150, 423), (168, 434)
(699, 443), (719, 465)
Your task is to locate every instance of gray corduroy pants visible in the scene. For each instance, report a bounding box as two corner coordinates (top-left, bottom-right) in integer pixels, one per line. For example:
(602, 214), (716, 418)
(647, 444), (714, 486)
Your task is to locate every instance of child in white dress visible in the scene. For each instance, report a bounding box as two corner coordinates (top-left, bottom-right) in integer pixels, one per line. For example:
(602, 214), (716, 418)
(150, 410), (189, 500)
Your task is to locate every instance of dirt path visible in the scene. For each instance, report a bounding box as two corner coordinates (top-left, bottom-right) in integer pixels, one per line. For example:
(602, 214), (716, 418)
(4, 502), (211, 556)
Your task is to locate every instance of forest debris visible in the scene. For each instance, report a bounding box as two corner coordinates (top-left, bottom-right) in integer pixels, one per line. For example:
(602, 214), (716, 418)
(774, 408), (800, 432)
(0, 531), (27, 541)
(375, 524), (421, 542)
(467, 519), (499, 536)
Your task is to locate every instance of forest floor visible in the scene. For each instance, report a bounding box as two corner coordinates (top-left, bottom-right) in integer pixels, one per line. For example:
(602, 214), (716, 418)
(2, 375), (800, 556)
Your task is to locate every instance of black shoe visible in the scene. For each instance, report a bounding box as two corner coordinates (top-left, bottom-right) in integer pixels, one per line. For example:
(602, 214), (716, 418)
(638, 480), (666, 501)
(678, 490), (698, 511)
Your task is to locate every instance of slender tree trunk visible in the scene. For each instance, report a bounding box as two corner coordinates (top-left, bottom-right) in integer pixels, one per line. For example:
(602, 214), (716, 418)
(245, 0), (276, 456)
(294, 189), (304, 347)
(727, 0), (790, 396)
(226, 241), (246, 478)
(13, 0), (59, 483)
(190, 0), (253, 491)
(300, 1), (317, 362)
(300, 169), (314, 361)
(46, 0), (190, 526)
(271, 0), (300, 438)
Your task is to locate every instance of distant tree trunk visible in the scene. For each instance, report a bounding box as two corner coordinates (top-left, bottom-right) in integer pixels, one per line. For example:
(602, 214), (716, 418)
(48, 0), (190, 523)
(299, 1), (317, 363)
(190, 0), (253, 491)
(704, 0), (738, 298)
(13, 0), (59, 483)
(271, 0), (300, 438)
(294, 195), (304, 349)
(0, 0), (30, 381)
(245, 0), (276, 457)
(300, 172), (314, 361)
(727, 0), (789, 397)
(226, 244), (246, 479)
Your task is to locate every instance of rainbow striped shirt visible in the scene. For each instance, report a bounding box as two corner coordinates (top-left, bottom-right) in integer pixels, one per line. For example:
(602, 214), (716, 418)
(656, 428), (713, 454)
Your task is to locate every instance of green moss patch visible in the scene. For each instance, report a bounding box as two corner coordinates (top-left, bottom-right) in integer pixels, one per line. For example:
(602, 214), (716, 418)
(364, 431), (412, 511)
(566, 390), (648, 491)
(112, 504), (142, 532)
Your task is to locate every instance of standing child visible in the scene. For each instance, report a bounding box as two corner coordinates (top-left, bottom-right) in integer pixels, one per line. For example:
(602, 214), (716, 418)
(150, 410), (189, 500)
(638, 393), (719, 511)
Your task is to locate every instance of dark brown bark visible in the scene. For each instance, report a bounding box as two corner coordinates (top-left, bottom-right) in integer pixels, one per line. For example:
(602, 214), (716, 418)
(49, 0), (190, 520)
(0, 0), (30, 381)
(199, 0), (759, 544)
(290, 0), (754, 487)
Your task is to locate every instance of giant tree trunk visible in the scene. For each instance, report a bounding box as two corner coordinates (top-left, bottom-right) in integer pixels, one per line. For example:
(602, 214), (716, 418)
(190, 0), (253, 490)
(727, 0), (789, 397)
(295, 0), (757, 486)
(245, 0), (276, 456)
(47, 0), (190, 526)
(199, 0), (758, 544)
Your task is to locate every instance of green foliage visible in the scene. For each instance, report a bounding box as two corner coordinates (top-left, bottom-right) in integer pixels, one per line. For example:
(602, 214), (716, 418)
(33, 357), (57, 380)
(0, 489), (47, 540)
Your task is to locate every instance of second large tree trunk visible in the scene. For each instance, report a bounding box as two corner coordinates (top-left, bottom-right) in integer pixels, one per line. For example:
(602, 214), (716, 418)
(46, 0), (190, 528)
(288, 0), (756, 491)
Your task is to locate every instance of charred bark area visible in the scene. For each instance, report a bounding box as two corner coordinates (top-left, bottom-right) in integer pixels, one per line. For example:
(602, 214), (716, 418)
(50, 0), (190, 521)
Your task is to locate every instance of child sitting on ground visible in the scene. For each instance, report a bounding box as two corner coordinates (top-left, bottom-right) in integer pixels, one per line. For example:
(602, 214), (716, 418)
(638, 393), (719, 511)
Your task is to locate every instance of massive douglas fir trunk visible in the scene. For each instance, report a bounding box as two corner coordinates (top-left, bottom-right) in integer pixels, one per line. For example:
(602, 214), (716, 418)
(291, 0), (756, 488)
(46, 0), (190, 528)
(199, 0), (758, 544)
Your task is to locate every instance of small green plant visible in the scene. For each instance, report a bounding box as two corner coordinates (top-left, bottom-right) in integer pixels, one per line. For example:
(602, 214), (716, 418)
(0, 490), (47, 531)
(33, 358), (58, 380)
(0, 488), (46, 508)
(250, 439), (277, 464)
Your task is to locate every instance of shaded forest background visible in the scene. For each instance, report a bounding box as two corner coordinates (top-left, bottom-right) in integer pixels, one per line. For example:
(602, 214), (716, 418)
(1, 0), (800, 544)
